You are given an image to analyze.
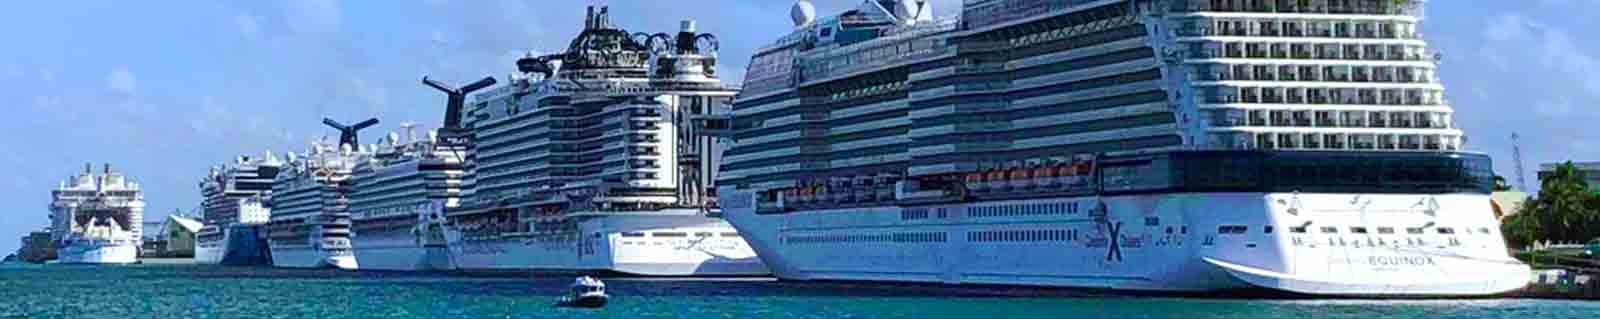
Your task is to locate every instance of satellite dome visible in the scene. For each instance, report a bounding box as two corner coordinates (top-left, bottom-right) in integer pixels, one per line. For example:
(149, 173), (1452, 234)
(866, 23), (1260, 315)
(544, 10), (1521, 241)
(894, 0), (918, 25)
(791, 0), (816, 28)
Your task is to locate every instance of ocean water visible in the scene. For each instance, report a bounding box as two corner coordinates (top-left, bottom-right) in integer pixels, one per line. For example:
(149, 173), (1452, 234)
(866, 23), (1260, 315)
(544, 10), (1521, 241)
(0, 262), (1594, 319)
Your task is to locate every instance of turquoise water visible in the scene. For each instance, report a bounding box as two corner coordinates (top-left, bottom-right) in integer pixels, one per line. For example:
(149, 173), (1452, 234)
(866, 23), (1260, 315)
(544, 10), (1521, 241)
(0, 262), (1594, 319)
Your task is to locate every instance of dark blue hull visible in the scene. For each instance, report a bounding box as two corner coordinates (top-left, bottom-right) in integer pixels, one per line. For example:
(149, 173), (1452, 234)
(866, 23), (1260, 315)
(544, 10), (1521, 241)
(220, 224), (272, 266)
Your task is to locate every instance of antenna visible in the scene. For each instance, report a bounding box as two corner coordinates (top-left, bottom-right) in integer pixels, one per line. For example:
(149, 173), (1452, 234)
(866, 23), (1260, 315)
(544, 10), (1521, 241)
(1512, 133), (1528, 191)
(322, 117), (380, 147)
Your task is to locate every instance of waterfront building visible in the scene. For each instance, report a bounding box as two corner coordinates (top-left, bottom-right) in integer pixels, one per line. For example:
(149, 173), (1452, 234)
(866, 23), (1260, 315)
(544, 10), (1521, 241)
(1538, 161), (1600, 192)
(160, 215), (202, 258)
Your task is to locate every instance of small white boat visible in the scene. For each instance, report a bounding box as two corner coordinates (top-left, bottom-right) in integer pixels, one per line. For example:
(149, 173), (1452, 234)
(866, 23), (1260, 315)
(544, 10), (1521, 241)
(557, 276), (609, 308)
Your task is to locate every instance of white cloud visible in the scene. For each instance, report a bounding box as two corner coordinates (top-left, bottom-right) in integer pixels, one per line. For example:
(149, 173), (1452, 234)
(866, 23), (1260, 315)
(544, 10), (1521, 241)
(1478, 13), (1600, 116)
(1482, 14), (1530, 42)
(283, 0), (341, 35)
(108, 67), (137, 94)
(235, 13), (263, 38)
(1535, 96), (1574, 116)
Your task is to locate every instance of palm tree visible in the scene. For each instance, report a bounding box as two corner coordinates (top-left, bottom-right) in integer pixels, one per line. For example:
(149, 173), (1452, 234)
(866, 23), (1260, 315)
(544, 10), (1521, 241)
(1510, 162), (1600, 243)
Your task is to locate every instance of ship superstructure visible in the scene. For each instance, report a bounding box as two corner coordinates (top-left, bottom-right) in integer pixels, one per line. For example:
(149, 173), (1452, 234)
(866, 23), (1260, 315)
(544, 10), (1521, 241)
(49, 164), (145, 264)
(267, 134), (371, 269)
(443, 6), (767, 276)
(346, 127), (465, 271)
(718, 0), (1525, 296)
(194, 153), (281, 265)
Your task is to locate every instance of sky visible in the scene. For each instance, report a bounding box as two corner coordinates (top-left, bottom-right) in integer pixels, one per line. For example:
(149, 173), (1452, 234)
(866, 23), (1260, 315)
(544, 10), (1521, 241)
(0, 0), (1594, 254)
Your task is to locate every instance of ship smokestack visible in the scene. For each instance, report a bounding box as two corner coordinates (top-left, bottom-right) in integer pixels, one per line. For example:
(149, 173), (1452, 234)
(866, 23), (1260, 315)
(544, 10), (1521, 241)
(677, 20), (697, 54)
(585, 6), (595, 29)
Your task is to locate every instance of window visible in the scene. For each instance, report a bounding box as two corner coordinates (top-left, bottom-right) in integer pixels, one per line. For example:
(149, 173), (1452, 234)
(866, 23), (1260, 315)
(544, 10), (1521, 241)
(1436, 227), (1455, 235)
(1478, 227), (1491, 235)
(1405, 227), (1424, 235)
(1218, 225), (1248, 234)
(1289, 226), (1307, 234)
(1320, 226), (1338, 234)
(653, 232), (687, 238)
(695, 232), (715, 237)
(1263, 226), (1274, 234)
(1350, 227), (1369, 234)
(720, 232), (741, 238)
(621, 232), (645, 238)
(1377, 227), (1395, 234)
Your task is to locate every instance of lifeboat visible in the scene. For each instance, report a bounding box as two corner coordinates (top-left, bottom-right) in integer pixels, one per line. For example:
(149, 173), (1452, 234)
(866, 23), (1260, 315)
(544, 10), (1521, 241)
(852, 177), (873, 202)
(965, 171), (988, 193)
(1032, 165), (1056, 188)
(1008, 166), (1031, 190)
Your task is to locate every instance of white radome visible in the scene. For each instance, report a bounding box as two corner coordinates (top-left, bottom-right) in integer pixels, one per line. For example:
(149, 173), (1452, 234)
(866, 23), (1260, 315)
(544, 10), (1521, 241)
(792, 0), (816, 28)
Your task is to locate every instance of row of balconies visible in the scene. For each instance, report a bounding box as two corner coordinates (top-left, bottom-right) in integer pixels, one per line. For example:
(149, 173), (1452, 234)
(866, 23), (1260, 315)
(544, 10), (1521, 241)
(1244, 132), (1454, 152)
(1202, 65), (1433, 84)
(1171, 0), (1420, 16)
(1217, 109), (1449, 129)
(1188, 19), (1418, 40)
(1202, 87), (1442, 106)
(1193, 42), (1432, 62)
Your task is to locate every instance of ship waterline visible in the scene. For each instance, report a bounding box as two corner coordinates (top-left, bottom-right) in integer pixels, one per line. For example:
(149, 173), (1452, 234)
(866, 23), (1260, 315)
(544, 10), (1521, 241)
(445, 211), (767, 276)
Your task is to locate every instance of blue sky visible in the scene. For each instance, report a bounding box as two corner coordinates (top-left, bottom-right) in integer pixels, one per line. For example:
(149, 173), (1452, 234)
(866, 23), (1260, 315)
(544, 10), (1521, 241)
(0, 0), (1594, 254)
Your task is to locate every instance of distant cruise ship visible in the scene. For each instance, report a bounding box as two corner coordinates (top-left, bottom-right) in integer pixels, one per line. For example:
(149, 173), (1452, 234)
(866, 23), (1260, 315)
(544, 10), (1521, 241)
(442, 6), (768, 276)
(268, 137), (369, 270)
(718, 0), (1528, 296)
(347, 127), (464, 271)
(195, 153), (280, 265)
(49, 164), (145, 264)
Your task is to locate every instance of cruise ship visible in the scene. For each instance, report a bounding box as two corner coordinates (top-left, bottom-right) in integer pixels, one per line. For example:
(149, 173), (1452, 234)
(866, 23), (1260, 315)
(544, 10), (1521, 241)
(194, 153), (280, 265)
(267, 122), (374, 269)
(346, 126), (465, 271)
(717, 0), (1528, 296)
(442, 6), (768, 276)
(49, 164), (145, 264)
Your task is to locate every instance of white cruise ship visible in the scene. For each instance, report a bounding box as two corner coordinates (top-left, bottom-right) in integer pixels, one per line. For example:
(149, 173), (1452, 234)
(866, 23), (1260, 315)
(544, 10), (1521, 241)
(267, 123), (375, 270)
(347, 127), (465, 271)
(717, 0), (1528, 296)
(49, 164), (145, 264)
(194, 153), (280, 265)
(443, 6), (768, 276)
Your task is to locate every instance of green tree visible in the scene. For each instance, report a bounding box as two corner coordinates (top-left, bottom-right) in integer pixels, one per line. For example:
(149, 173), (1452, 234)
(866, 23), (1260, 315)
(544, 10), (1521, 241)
(1504, 162), (1600, 247)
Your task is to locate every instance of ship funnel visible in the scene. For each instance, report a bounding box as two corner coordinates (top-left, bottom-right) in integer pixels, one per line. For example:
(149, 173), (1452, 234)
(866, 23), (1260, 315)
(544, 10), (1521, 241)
(586, 6), (595, 29)
(323, 117), (380, 147)
(680, 20), (696, 33)
(422, 76), (497, 137)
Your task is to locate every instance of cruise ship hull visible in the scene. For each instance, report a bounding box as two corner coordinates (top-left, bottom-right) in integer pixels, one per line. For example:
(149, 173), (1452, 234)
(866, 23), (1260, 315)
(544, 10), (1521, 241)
(720, 191), (1530, 296)
(56, 240), (138, 264)
(351, 231), (453, 272)
(269, 245), (356, 269)
(445, 213), (768, 276)
(195, 224), (272, 266)
(194, 238), (223, 264)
